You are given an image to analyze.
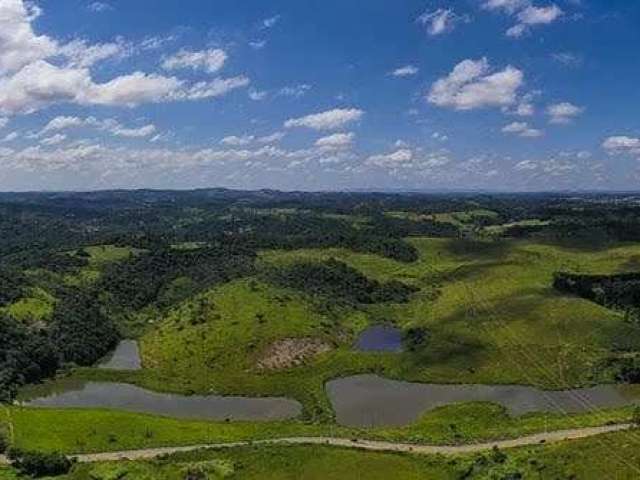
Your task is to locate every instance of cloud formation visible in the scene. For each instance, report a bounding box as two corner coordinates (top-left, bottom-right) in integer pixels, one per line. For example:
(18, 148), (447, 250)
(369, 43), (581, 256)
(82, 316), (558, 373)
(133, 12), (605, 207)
(285, 108), (364, 130)
(428, 58), (524, 110)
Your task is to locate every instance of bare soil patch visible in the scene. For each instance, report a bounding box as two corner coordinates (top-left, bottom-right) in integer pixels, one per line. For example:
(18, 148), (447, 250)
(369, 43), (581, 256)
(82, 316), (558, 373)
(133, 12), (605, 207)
(257, 338), (333, 370)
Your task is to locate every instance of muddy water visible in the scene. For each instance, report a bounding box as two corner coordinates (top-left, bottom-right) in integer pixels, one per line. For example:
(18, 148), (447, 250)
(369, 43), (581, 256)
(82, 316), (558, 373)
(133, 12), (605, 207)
(354, 325), (403, 352)
(98, 340), (142, 370)
(327, 374), (640, 427)
(25, 382), (302, 421)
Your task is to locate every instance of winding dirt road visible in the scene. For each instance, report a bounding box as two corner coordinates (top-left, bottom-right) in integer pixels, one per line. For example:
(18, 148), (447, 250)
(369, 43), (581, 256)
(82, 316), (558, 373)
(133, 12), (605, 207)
(0, 423), (632, 465)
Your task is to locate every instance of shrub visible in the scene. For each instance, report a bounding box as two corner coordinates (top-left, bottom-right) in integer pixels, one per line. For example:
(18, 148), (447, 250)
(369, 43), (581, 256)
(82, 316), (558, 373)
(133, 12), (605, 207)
(8, 448), (74, 478)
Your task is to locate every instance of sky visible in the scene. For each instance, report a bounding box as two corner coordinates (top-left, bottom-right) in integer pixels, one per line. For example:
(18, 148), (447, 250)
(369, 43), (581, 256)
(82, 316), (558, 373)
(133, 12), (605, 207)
(0, 0), (639, 192)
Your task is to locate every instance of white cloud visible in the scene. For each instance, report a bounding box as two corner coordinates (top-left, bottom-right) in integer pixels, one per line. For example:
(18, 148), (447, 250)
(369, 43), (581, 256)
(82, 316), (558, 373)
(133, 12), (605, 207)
(315, 132), (354, 149)
(0, 2), (249, 115)
(278, 84), (312, 98)
(418, 8), (469, 36)
(161, 49), (227, 74)
(248, 88), (267, 101)
(514, 159), (538, 171)
(502, 121), (543, 137)
(432, 132), (449, 142)
(391, 65), (419, 77)
(171, 76), (249, 101)
(2, 131), (18, 142)
(220, 135), (255, 146)
(546, 102), (584, 124)
(262, 15), (281, 29)
(257, 132), (285, 144)
(41, 116), (85, 133)
(507, 5), (563, 37)
(40, 133), (67, 145)
(483, 0), (529, 14)
(0, 117), (8, 129)
(284, 108), (364, 131)
(249, 40), (266, 50)
(602, 136), (640, 155)
(58, 38), (130, 68)
(111, 124), (156, 138)
(427, 58), (524, 110)
(366, 149), (413, 167)
(552, 52), (583, 67)
(87, 2), (112, 12)
(0, 0), (57, 73)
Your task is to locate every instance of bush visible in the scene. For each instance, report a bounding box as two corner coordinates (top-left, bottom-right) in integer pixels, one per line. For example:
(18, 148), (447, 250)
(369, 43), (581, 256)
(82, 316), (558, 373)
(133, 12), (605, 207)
(0, 430), (8, 454)
(8, 448), (74, 478)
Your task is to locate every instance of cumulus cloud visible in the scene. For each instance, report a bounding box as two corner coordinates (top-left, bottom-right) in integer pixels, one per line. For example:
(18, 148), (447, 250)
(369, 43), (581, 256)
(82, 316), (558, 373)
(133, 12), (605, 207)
(39, 115), (157, 139)
(602, 136), (640, 156)
(482, 1), (564, 38)
(0, 0), (57, 73)
(418, 8), (469, 36)
(285, 108), (364, 131)
(502, 121), (543, 137)
(427, 58), (524, 110)
(0, 2), (248, 115)
(507, 5), (563, 37)
(391, 65), (419, 77)
(546, 102), (584, 124)
(161, 49), (227, 74)
(315, 132), (354, 149)
(366, 149), (413, 167)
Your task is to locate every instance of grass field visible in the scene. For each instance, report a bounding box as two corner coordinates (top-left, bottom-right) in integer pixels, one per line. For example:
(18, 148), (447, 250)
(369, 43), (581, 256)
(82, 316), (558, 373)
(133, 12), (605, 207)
(6, 429), (640, 479)
(4, 402), (635, 454)
(29, 237), (640, 423)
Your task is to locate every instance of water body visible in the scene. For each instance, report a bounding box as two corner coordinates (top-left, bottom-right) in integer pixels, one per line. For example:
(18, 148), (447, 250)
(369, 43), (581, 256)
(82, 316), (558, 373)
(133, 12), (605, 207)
(99, 340), (142, 370)
(25, 382), (302, 422)
(327, 374), (640, 427)
(354, 325), (403, 352)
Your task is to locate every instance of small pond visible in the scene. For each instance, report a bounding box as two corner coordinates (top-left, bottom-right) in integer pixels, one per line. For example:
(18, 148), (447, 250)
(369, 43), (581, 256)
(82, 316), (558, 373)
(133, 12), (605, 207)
(24, 382), (302, 422)
(354, 325), (403, 352)
(98, 340), (142, 370)
(327, 374), (640, 427)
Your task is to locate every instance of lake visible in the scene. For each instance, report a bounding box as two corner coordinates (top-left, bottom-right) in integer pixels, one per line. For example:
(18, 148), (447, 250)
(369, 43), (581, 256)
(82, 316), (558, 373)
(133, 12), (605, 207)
(326, 374), (640, 427)
(25, 382), (302, 421)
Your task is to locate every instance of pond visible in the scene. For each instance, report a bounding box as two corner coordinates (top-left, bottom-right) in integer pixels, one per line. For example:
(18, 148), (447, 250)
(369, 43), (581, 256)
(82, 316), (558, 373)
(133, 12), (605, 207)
(354, 325), (403, 352)
(326, 374), (640, 427)
(98, 340), (142, 370)
(24, 382), (302, 422)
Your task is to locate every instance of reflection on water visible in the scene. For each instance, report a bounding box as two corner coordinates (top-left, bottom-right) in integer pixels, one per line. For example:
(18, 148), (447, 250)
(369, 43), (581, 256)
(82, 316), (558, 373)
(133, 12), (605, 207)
(25, 382), (302, 421)
(354, 325), (403, 352)
(98, 340), (142, 370)
(327, 374), (639, 427)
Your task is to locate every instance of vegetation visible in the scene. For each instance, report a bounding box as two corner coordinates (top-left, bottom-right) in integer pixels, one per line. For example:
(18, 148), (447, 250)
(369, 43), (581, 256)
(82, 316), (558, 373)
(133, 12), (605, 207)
(4, 190), (640, 475)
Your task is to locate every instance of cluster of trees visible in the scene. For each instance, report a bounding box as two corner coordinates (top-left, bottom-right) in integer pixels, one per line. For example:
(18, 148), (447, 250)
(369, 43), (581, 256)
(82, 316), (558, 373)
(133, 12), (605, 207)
(553, 272), (640, 319)
(270, 258), (418, 305)
(0, 287), (120, 402)
(99, 244), (256, 311)
(6, 448), (73, 478)
(0, 315), (58, 402)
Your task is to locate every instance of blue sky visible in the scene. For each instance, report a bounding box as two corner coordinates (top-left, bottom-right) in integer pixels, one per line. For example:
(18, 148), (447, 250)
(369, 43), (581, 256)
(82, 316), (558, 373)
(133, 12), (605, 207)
(0, 0), (639, 192)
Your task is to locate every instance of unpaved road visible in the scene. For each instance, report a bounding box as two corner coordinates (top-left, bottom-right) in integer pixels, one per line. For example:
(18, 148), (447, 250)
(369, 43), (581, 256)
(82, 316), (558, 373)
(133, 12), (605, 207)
(0, 423), (632, 464)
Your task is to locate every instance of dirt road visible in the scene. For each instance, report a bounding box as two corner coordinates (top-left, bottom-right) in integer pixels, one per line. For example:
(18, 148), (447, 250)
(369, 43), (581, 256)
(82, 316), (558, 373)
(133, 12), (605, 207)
(1, 423), (631, 465)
